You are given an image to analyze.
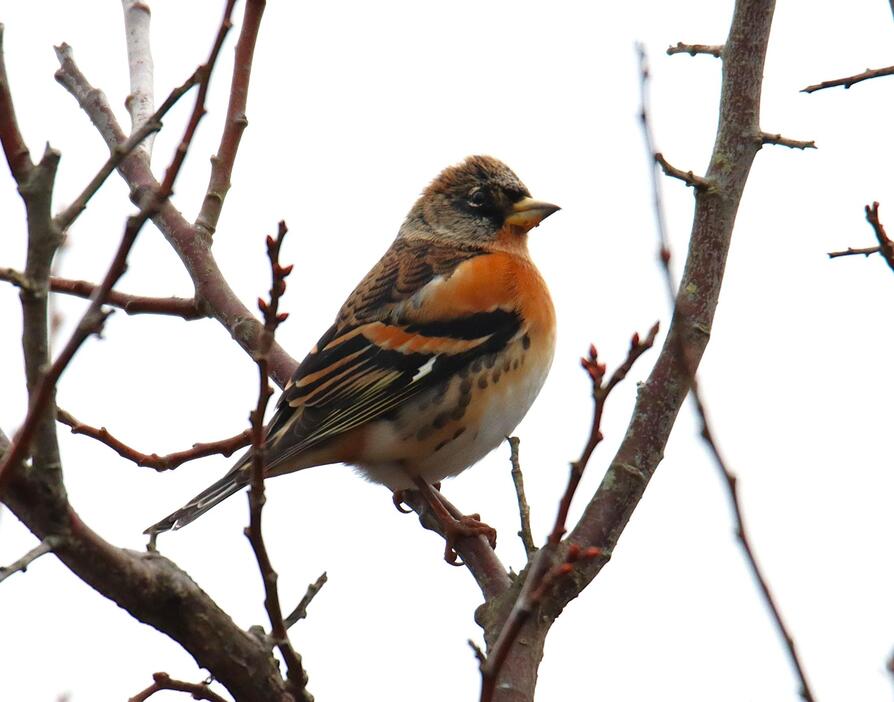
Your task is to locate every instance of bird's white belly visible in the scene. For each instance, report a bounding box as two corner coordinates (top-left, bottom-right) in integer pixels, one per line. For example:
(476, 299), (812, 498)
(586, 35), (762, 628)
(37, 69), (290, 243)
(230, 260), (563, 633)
(355, 333), (554, 490)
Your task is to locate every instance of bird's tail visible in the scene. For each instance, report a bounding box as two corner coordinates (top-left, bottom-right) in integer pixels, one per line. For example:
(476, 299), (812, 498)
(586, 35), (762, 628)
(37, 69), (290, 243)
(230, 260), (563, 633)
(144, 457), (250, 535)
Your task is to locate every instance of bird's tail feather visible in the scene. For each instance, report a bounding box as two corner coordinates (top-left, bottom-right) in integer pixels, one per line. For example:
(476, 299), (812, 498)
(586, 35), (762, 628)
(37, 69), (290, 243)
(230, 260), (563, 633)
(144, 460), (250, 535)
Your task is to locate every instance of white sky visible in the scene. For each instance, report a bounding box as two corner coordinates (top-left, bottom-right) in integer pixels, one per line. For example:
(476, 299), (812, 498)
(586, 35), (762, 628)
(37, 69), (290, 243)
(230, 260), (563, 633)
(1, 1), (893, 701)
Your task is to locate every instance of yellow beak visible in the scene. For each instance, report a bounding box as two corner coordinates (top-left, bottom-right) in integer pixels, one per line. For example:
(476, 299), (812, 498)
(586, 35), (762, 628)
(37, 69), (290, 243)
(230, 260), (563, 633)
(504, 197), (561, 231)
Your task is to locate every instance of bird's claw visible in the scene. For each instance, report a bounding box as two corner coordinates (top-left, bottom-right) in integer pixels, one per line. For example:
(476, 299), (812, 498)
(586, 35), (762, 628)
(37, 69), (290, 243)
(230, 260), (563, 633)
(392, 490), (413, 514)
(441, 513), (497, 565)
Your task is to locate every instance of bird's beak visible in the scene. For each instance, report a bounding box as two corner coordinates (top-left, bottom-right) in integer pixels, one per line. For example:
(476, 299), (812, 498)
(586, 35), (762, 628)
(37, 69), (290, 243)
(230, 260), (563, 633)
(504, 197), (561, 231)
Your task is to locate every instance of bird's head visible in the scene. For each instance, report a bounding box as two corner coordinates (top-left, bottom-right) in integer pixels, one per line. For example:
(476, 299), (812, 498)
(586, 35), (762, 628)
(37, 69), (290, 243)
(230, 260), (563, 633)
(400, 155), (560, 247)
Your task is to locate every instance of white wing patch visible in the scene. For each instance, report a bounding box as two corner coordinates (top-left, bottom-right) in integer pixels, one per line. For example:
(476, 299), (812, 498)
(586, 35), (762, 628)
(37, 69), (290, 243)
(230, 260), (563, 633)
(412, 356), (437, 382)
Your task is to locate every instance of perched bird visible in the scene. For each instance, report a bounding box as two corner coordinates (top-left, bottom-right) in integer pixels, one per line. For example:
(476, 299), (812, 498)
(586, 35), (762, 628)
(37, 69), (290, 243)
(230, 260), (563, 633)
(146, 155), (559, 559)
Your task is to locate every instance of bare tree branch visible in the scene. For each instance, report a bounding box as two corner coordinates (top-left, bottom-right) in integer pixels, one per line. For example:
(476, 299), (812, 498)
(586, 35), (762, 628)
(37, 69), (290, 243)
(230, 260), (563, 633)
(655, 152), (709, 189)
(245, 221), (312, 701)
(827, 245), (880, 259)
(641, 43), (817, 702)
(0, 8), (233, 490)
(196, 0), (266, 238)
(284, 572), (329, 630)
(0, 23), (33, 183)
(506, 437), (535, 558)
(53, 112), (165, 232)
(864, 202), (894, 273)
(829, 204), (894, 272)
(667, 42), (723, 57)
(0, 5), (298, 700)
(802, 65), (894, 94)
(760, 132), (816, 150)
(128, 672), (227, 702)
(121, 0), (156, 157)
(57, 408), (250, 471)
(562, 0), (776, 581)
(400, 487), (512, 601)
(0, 536), (60, 584)
(54, 45), (298, 388)
(480, 328), (656, 702)
(693, 394), (816, 702)
(0, 269), (205, 318)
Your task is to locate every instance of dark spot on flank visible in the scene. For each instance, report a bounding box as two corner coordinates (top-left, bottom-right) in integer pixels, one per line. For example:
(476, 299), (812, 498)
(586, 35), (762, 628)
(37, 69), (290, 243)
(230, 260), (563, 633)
(492, 369), (502, 384)
(470, 358), (483, 373)
(450, 405), (467, 421)
(512, 359), (519, 370)
(460, 378), (473, 395)
(522, 334), (531, 350)
(458, 392), (472, 408)
(433, 412), (450, 429)
(502, 358), (511, 372)
(431, 383), (448, 405)
(452, 427), (466, 440)
(434, 438), (450, 452)
(477, 376), (488, 390)
(484, 354), (497, 369)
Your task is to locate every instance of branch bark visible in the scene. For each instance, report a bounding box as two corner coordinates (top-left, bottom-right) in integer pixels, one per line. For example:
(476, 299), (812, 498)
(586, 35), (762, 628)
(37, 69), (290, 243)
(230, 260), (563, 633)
(475, 2), (781, 700)
(0, 5), (298, 700)
(802, 65), (894, 94)
(54, 44), (297, 388)
(121, 0), (156, 157)
(196, 0), (266, 238)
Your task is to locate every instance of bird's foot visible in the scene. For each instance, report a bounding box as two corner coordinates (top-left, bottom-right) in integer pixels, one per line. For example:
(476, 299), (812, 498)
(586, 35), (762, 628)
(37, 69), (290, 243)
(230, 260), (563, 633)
(441, 513), (497, 565)
(391, 489), (413, 514)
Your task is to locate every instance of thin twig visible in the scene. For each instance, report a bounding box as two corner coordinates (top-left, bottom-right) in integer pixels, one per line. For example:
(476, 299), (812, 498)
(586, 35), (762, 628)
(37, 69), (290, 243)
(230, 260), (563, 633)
(638, 44), (817, 702)
(693, 394), (816, 702)
(655, 152), (709, 190)
(0, 24), (33, 182)
(0, 0), (237, 492)
(666, 42), (723, 58)
(864, 202), (894, 273)
(54, 40), (298, 389)
(53, 112), (164, 232)
(506, 436), (535, 557)
(479, 543), (605, 702)
(0, 536), (60, 584)
(760, 132), (816, 150)
(479, 328), (656, 702)
(550, 328), (659, 546)
(57, 409), (250, 471)
(830, 204), (894, 272)
(244, 221), (311, 701)
(196, 0), (266, 237)
(128, 672), (226, 702)
(0, 270), (205, 318)
(121, 0), (156, 157)
(283, 571), (329, 630)
(827, 245), (880, 259)
(638, 45), (677, 301)
(802, 65), (894, 94)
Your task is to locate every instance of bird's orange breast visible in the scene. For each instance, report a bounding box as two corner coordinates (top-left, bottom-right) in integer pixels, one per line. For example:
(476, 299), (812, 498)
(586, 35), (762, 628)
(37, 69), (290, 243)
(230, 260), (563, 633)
(411, 251), (555, 339)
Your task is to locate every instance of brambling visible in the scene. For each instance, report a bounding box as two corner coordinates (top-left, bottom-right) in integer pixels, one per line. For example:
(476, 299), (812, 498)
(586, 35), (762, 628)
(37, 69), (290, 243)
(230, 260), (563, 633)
(146, 155), (559, 559)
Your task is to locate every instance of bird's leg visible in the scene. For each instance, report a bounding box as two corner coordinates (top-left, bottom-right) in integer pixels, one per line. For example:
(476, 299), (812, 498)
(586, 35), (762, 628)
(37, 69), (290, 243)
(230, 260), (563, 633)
(412, 477), (497, 565)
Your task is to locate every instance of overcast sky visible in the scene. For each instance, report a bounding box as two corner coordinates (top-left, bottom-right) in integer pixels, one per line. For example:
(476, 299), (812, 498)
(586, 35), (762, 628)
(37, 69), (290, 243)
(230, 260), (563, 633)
(2, 1), (893, 701)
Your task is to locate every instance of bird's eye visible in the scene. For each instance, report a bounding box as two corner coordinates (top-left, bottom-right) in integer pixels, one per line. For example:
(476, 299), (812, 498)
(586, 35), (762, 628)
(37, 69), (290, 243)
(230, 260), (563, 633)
(467, 189), (487, 208)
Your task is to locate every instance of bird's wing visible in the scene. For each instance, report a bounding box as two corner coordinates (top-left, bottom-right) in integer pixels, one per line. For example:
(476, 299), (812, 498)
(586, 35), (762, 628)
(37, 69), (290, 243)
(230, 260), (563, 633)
(262, 237), (525, 471)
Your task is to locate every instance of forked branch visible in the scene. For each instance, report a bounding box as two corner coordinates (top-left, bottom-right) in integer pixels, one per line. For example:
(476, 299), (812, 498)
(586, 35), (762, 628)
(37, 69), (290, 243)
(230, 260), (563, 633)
(244, 221), (312, 701)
